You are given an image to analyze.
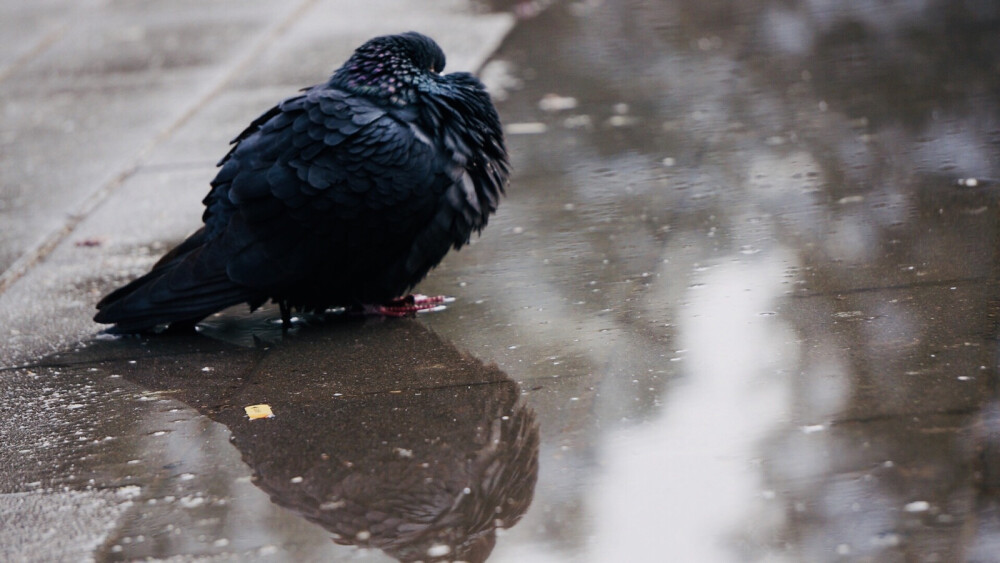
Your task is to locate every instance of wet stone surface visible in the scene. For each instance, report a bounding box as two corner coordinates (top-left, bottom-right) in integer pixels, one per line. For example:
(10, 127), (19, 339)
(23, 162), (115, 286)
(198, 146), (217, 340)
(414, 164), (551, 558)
(427, 1), (1000, 561)
(2, 0), (1000, 561)
(3, 319), (538, 561)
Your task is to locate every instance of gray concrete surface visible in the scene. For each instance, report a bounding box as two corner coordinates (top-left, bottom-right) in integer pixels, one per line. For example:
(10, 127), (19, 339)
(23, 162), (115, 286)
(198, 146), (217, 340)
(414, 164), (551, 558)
(4, 0), (1000, 562)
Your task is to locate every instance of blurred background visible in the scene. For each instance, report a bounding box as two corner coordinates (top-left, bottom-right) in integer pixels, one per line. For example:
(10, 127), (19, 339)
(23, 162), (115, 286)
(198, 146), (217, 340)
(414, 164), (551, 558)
(422, 1), (1000, 561)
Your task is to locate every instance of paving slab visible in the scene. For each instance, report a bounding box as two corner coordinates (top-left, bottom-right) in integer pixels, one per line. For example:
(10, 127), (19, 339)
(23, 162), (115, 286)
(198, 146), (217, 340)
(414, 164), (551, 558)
(0, 0), (301, 278)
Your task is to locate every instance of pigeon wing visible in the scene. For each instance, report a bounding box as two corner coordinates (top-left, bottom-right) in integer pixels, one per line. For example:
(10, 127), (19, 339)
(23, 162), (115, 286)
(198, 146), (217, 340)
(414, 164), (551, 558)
(216, 87), (452, 302)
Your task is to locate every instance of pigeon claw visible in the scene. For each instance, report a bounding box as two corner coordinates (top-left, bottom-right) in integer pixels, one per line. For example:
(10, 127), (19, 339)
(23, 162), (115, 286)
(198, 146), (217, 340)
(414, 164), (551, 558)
(356, 294), (452, 317)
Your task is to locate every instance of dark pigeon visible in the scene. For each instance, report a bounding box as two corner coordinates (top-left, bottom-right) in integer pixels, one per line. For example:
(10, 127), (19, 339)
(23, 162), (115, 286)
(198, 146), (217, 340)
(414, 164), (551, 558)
(95, 32), (509, 333)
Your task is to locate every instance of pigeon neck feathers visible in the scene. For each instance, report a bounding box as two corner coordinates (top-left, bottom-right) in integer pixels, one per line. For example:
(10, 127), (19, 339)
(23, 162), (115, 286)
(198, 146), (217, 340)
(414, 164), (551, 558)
(330, 31), (446, 106)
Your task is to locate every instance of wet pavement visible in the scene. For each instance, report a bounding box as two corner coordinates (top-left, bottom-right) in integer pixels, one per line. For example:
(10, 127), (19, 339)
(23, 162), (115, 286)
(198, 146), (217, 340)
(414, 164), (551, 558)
(3, 0), (1000, 561)
(3, 319), (536, 561)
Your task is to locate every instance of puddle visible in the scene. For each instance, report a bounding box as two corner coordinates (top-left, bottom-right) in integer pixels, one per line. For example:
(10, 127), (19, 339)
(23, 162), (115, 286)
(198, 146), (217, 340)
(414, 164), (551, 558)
(416, 1), (1000, 560)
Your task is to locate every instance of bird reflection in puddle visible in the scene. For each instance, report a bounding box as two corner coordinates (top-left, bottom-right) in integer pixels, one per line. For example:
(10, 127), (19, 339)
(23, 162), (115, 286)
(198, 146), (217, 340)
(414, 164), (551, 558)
(113, 318), (539, 562)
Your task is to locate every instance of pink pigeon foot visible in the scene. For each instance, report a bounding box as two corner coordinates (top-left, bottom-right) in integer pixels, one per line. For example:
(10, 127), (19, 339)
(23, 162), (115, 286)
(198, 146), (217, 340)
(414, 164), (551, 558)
(354, 294), (453, 317)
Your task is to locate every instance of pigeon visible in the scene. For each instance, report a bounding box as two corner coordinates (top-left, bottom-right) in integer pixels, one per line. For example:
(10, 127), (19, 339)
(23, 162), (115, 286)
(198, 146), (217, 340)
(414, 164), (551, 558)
(94, 32), (509, 333)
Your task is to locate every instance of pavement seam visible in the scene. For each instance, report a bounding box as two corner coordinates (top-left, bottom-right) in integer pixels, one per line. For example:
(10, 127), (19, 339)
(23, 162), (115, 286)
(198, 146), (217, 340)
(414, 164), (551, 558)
(0, 0), (321, 297)
(789, 275), (997, 298)
(0, 23), (68, 85)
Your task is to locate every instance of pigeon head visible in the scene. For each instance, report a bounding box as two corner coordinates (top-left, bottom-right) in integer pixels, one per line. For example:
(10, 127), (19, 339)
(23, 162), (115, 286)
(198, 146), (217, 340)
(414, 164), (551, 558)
(331, 32), (447, 104)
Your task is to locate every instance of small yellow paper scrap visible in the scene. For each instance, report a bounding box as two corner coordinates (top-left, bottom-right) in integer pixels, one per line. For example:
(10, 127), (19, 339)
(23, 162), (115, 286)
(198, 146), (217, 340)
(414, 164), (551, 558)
(245, 404), (274, 420)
